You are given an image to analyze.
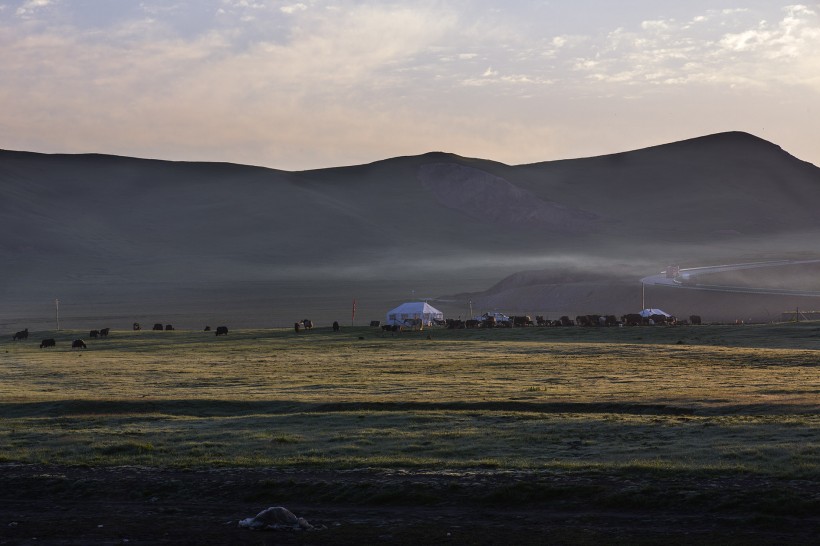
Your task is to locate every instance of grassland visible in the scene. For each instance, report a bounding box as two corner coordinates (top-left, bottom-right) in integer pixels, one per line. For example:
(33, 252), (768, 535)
(1, 323), (818, 544)
(2, 323), (819, 470)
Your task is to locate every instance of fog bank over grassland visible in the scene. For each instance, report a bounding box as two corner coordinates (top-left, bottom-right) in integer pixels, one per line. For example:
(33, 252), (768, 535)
(2, 131), (820, 329)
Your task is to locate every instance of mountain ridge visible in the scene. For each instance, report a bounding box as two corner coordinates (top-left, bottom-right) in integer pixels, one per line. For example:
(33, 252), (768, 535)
(2, 131), (820, 328)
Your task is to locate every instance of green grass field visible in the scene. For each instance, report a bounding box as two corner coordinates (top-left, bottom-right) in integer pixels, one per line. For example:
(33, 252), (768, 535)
(1, 323), (818, 476)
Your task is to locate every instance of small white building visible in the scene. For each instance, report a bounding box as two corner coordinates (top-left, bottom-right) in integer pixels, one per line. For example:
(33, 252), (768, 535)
(385, 301), (444, 327)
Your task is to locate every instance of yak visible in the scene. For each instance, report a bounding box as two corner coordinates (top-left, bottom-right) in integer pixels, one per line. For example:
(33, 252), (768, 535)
(99, 328), (110, 337)
(511, 316), (533, 327)
(89, 330), (99, 338)
(215, 326), (229, 336)
(40, 338), (56, 348)
(12, 328), (28, 341)
(165, 324), (174, 331)
(621, 313), (644, 326)
(333, 321), (340, 332)
(72, 339), (87, 349)
(152, 323), (163, 331)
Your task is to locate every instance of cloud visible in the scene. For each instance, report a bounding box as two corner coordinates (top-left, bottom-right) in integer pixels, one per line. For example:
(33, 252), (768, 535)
(567, 4), (820, 91)
(640, 19), (671, 31)
(16, 0), (52, 17)
(1, 2), (819, 170)
(0, 3), (463, 167)
(280, 3), (308, 14)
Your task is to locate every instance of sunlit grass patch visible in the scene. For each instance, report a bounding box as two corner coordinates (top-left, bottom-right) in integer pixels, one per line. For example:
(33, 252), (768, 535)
(0, 325), (817, 478)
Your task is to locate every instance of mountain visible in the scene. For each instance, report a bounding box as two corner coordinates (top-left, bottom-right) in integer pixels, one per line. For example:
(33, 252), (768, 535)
(2, 131), (820, 329)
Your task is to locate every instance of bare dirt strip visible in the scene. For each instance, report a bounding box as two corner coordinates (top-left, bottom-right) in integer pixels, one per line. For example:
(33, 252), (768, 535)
(1, 464), (818, 545)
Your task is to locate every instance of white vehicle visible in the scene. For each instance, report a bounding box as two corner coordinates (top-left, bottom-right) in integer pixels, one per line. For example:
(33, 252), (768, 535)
(474, 311), (511, 323)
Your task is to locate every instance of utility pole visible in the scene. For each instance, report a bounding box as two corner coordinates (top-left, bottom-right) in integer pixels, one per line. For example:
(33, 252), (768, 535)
(55, 298), (60, 331)
(641, 282), (645, 310)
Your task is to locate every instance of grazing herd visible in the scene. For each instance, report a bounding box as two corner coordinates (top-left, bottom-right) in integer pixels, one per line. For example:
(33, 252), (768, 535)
(8, 311), (704, 349)
(443, 312), (697, 329)
(8, 320), (236, 351)
(10, 316), (343, 350)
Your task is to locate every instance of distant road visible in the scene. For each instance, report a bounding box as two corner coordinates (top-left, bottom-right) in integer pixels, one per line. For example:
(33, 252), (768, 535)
(640, 259), (820, 297)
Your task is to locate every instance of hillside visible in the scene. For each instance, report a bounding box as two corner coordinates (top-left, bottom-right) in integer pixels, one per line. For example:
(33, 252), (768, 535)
(2, 131), (820, 328)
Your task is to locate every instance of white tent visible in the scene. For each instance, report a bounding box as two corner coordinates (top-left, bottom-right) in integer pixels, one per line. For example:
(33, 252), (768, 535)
(639, 308), (672, 318)
(386, 302), (444, 327)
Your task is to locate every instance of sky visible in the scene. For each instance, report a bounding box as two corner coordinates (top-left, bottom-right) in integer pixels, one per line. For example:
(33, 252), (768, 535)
(1, 1), (818, 170)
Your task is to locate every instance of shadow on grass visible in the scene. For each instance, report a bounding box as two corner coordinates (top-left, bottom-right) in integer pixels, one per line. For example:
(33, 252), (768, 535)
(4, 399), (814, 418)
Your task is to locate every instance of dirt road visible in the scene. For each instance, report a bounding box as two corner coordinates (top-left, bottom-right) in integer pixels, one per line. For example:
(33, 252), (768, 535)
(1, 464), (817, 545)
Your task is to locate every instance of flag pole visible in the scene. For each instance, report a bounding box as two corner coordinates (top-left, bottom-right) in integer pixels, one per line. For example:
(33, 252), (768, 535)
(351, 298), (356, 327)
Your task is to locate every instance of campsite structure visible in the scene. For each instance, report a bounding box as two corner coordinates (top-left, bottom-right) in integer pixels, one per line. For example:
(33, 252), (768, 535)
(385, 302), (444, 329)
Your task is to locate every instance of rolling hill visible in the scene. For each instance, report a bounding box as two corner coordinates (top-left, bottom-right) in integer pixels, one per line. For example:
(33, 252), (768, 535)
(2, 131), (820, 329)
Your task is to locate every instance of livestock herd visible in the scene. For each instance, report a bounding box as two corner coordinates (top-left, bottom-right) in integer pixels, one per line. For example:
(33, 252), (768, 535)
(11, 326), (113, 350)
(8, 311), (703, 348)
(9, 322), (234, 350)
(443, 313), (701, 329)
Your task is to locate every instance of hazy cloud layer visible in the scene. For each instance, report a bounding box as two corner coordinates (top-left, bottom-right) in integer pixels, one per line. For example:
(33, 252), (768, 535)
(1, 1), (818, 169)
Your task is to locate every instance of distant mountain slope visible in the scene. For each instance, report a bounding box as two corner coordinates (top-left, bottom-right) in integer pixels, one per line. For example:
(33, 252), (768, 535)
(2, 131), (820, 327)
(510, 131), (820, 237)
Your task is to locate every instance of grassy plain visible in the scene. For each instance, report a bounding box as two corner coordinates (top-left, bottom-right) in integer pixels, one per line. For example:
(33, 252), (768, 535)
(1, 323), (819, 544)
(1, 323), (818, 474)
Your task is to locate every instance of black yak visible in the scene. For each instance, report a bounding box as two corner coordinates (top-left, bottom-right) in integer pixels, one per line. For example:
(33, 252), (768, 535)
(72, 339), (86, 349)
(621, 314), (644, 326)
(215, 326), (228, 336)
(89, 330), (99, 338)
(152, 323), (163, 331)
(99, 328), (110, 337)
(12, 328), (28, 341)
(40, 338), (56, 348)
(511, 316), (533, 327)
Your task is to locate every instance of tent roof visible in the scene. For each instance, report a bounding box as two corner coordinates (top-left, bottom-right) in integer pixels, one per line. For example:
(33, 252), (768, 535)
(387, 301), (443, 315)
(640, 308), (671, 317)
